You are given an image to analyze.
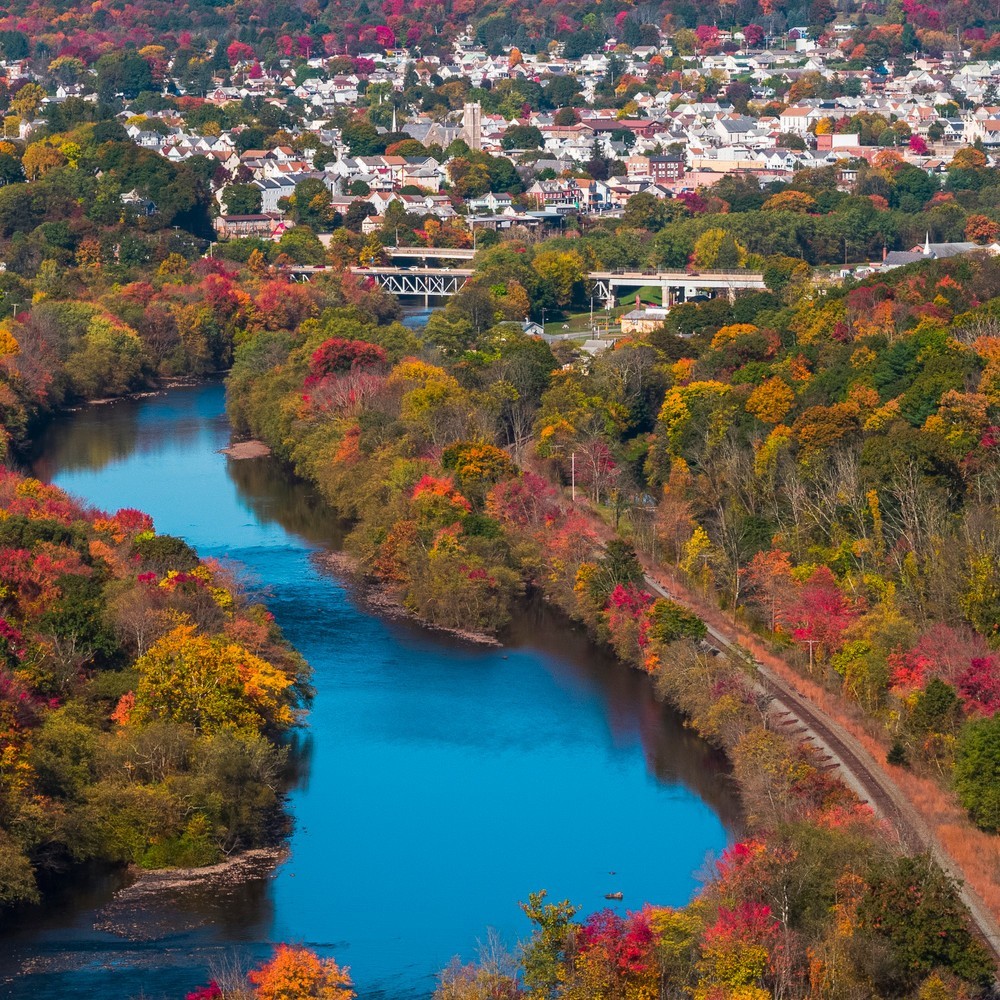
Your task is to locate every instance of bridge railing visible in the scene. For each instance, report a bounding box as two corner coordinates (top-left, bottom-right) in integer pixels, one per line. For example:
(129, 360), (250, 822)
(589, 268), (765, 278)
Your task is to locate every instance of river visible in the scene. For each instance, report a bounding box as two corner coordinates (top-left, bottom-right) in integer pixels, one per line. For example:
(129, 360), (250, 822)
(1, 382), (739, 999)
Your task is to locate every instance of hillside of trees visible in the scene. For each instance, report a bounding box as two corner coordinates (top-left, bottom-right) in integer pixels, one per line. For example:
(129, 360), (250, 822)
(0, 0), (996, 67)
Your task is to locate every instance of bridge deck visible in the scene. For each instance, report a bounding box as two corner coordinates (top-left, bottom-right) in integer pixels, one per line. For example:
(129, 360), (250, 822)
(589, 269), (766, 287)
(353, 266), (476, 277)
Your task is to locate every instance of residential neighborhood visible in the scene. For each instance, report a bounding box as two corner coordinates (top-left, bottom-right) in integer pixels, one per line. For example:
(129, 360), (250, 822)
(13, 20), (994, 275)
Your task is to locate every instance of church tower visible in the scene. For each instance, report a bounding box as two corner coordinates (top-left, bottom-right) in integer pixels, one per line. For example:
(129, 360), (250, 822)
(462, 102), (482, 151)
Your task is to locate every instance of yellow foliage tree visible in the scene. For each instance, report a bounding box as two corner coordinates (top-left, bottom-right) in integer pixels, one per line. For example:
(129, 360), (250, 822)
(692, 229), (746, 269)
(9, 84), (44, 121)
(533, 249), (586, 307)
(22, 140), (66, 180)
(134, 624), (294, 734)
(762, 190), (817, 214)
(746, 376), (795, 424)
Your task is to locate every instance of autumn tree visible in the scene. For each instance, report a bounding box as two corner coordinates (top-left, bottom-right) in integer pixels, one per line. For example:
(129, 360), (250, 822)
(762, 190), (817, 214)
(248, 945), (355, 1000)
(745, 377), (795, 425)
(532, 249), (586, 308)
(780, 566), (856, 668)
(692, 229), (746, 269)
(965, 213), (999, 245)
(951, 148), (987, 170)
(134, 623), (296, 734)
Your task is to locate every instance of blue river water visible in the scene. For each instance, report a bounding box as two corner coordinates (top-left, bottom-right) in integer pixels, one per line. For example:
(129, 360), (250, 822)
(1, 382), (738, 999)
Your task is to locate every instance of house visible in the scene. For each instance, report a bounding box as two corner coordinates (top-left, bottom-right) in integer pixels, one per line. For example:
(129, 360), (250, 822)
(214, 213), (286, 238)
(497, 318), (545, 338)
(467, 192), (515, 213)
(253, 176), (297, 213)
(620, 305), (670, 334)
(120, 189), (157, 216)
(880, 235), (994, 270)
(778, 106), (814, 134)
(648, 155), (685, 183)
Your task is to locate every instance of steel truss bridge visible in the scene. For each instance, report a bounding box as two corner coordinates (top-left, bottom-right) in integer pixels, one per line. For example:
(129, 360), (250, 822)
(347, 266), (475, 302)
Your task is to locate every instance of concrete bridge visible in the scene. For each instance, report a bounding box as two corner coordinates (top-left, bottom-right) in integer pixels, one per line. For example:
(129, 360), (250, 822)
(589, 269), (767, 305)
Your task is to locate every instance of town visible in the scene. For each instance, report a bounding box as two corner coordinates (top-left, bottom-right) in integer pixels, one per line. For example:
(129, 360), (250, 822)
(3, 18), (996, 305)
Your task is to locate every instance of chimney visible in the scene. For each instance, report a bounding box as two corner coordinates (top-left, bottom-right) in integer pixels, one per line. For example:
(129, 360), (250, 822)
(882, 244), (887, 262)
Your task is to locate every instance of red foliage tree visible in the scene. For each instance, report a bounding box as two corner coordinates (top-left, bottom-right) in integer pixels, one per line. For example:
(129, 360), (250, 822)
(576, 908), (658, 984)
(780, 566), (856, 662)
(226, 41), (254, 64)
(958, 656), (1000, 716)
(486, 473), (557, 529)
(307, 339), (388, 382)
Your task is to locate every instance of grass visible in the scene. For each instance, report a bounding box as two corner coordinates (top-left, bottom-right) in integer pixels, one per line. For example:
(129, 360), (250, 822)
(542, 295), (666, 339)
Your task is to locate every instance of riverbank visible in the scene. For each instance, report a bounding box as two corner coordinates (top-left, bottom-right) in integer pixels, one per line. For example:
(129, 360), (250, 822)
(560, 486), (1000, 965)
(219, 308), (1000, 990)
(647, 557), (1000, 960)
(93, 849), (290, 941)
(314, 550), (502, 646)
(0, 451), (312, 920)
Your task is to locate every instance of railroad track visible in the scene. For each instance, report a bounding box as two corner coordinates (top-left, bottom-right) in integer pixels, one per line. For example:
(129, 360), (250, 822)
(643, 574), (1000, 966)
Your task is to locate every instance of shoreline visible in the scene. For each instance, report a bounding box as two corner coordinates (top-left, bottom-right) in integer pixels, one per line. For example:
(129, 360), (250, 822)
(220, 438), (272, 459)
(90, 848), (289, 942)
(77, 373), (230, 410)
(314, 550), (503, 647)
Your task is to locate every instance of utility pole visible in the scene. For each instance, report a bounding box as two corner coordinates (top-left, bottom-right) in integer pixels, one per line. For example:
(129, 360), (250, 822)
(803, 638), (819, 673)
(571, 451), (576, 502)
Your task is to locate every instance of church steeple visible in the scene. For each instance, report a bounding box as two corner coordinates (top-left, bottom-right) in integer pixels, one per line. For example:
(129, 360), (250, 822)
(924, 231), (931, 255)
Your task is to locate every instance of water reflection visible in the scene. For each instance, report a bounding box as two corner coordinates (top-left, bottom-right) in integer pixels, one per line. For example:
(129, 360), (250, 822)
(225, 453), (349, 550)
(30, 391), (217, 481)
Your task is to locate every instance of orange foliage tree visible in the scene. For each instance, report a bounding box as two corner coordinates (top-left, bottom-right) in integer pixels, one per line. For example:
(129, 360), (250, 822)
(248, 945), (355, 1000)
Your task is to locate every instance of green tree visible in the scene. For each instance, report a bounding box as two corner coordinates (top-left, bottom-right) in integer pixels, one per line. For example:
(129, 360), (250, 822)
(501, 125), (544, 150)
(277, 226), (326, 265)
(223, 183), (262, 215)
(859, 855), (994, 988)
(520, 890), (580, 997)
(342, 118), (384, 156)
(955, 714), (1000, 831)
(292, 177), (333, 230)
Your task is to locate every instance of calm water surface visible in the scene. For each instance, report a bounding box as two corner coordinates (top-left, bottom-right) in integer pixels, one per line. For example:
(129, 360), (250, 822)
(1, 383), (738, 999)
